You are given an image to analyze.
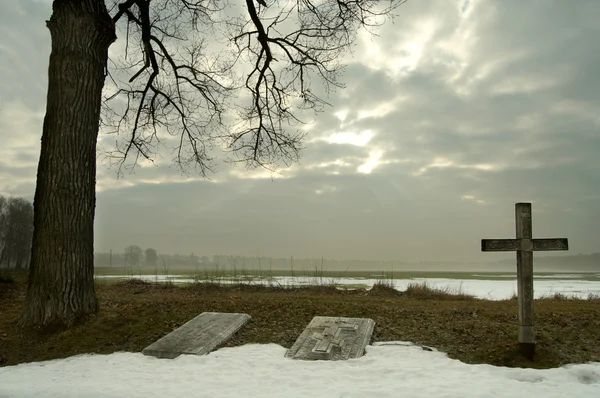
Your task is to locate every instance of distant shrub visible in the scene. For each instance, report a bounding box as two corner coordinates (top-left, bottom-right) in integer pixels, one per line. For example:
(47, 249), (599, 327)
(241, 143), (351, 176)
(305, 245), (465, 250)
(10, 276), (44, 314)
(302, 284), (343, 295)
(402, 281), (474, 300)
(369, 280), (401, 296)
(117, 278), (151, 287)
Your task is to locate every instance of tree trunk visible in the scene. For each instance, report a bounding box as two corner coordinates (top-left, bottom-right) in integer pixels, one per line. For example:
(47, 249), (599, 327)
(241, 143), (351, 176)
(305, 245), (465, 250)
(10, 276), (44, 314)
(22, 0), (116, 326)
(0, 247), (6, 268)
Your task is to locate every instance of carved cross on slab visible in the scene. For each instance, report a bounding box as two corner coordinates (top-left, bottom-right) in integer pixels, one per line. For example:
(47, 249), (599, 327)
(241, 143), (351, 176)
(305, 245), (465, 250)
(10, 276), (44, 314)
(285, 316), (375, 360)
(481, 203), (568, 359)
(312, 321), (358, 353)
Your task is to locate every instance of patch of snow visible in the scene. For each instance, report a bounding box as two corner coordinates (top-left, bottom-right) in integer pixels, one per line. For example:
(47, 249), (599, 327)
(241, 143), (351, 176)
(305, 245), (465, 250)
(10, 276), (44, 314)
(0, 344), (598, 397)
(94, 275), (600, 300)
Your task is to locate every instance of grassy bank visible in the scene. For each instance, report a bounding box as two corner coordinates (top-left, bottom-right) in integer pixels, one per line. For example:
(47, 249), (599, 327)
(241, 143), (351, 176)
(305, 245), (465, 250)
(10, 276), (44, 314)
(1, 274), (599, 370)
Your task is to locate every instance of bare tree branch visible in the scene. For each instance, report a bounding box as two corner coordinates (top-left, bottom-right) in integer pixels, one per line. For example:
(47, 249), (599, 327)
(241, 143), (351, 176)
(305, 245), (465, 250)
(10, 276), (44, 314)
(101, 0), (405, 175)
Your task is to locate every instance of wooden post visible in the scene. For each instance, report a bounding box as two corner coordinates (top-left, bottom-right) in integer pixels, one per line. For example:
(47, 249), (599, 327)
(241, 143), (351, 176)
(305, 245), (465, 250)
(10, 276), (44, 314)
(481, 203), (568, 359)
(515, 203), (535, 358)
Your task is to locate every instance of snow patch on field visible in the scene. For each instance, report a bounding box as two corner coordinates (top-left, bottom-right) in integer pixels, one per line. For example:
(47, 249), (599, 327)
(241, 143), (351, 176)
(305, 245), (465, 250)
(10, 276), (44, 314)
(1, 343), (599, 398)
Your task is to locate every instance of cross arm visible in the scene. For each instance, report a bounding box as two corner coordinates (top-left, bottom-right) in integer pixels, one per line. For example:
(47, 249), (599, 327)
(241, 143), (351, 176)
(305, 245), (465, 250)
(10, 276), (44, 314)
(532, 238), (568, 251)
(482, 238), (569, 252)
(481, 239), (518, 252)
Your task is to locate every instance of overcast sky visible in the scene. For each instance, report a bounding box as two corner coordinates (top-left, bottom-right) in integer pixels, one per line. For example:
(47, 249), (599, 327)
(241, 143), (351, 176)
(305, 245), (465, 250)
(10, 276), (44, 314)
(0, 0), (598, 263)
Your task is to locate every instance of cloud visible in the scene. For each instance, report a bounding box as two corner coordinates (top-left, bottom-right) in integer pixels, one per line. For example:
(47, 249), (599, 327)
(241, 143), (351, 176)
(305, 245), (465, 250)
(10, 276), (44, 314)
(1, 0), (598, 262)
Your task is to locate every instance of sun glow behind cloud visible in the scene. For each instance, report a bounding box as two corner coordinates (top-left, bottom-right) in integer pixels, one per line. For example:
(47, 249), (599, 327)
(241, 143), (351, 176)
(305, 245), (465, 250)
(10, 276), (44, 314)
(357, 150), (383, 174)
(229, 168), (295, 180)
(314, 185), (338, 195)
(414, 158), (501, 176)
(358, 18), (437, 78)
(460, 194), (486, 205)
(334, 109), (349, 122)
(356, 98), (403, 121)
(321, 130), (374, 147)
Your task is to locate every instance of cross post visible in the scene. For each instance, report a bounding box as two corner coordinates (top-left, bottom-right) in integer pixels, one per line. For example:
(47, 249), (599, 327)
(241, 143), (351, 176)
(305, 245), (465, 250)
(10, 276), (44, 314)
(481, 203), (568, 359)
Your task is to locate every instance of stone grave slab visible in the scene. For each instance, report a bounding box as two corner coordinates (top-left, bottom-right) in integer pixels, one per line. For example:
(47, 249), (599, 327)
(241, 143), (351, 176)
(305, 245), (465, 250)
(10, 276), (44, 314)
(142, 312), (251, 359)
(285, 316), (375, 361)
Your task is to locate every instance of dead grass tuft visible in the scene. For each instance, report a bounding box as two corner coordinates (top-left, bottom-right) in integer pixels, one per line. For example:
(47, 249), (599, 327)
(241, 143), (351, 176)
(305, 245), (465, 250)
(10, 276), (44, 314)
(402, 281), (475, 300)
(539, 292), (577, 300)
(116, 278), (151, 287)
(538, 292), (600, 301)
(369, 281), (401, 296)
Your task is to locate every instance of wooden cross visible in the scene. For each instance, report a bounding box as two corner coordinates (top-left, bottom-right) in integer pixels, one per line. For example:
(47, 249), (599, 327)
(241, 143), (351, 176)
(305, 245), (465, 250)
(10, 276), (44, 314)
(481, 203), (568, 359)
(312, 321), (357, 353)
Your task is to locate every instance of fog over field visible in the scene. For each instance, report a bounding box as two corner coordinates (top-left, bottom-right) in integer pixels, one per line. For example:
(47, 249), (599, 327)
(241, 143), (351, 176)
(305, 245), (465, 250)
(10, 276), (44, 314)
(1, 0), (599, 265)
(93, 251), (600, 273)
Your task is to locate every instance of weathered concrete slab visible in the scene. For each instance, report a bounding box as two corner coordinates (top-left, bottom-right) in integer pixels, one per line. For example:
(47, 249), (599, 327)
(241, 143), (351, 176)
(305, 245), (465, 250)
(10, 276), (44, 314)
(142, 312), (251, 359)
(285, 316), (375, 361)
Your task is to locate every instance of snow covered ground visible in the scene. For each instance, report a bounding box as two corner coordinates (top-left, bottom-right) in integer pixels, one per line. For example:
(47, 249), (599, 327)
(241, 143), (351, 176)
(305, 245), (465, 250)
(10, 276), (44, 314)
(3, 275), (599, 396)
(96, 274), (600, 300)
(1, 343), (599, 398)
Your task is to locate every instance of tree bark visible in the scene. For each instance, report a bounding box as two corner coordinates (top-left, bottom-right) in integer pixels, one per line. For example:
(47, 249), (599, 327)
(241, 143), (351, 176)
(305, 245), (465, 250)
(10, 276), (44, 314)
(22, 0), (116, 326)
(0, 247), (6, 268)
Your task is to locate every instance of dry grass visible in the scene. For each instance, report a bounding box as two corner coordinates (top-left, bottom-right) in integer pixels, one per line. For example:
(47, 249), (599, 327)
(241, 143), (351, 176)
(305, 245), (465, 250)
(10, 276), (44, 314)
(539, 292), (578, 300)
(368, 280), (402, 296)
(402, 281), (475, 300)
(1, 278), (599, 370)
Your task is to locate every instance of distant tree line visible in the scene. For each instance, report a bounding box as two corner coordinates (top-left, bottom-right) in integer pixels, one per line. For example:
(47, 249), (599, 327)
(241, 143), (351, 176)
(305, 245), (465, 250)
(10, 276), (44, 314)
(0, 194), (34, 269)
(94, 247), (203, 268)
(94, 251), (600, 272)
(209, 255), (410, 270)
(94, 253), (507, 271)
